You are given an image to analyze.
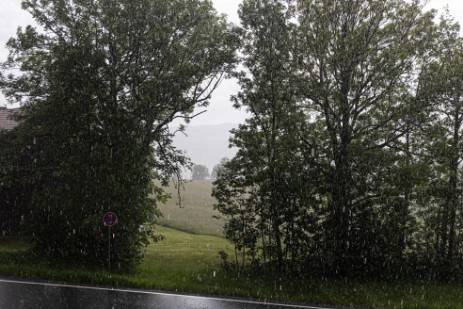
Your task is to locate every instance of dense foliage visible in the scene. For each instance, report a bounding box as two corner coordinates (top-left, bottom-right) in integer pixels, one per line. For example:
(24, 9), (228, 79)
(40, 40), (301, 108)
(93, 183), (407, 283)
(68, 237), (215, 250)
(0, 126), (31, 236)
(213, 0), (463, 280)
(0, 0), (237, 269)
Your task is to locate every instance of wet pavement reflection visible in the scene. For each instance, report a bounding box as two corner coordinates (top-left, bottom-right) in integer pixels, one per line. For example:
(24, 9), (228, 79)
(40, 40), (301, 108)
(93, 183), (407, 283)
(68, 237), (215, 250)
(0, 279), (322, 309)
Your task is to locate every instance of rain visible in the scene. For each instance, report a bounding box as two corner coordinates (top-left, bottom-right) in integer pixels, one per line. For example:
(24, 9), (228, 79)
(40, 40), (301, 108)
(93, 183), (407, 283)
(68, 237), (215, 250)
(1, 1), (463, 309)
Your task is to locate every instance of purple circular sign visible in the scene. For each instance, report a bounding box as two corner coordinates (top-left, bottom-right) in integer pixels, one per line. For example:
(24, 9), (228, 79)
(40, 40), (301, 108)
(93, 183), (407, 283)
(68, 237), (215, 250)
(103, 212), (118, 227)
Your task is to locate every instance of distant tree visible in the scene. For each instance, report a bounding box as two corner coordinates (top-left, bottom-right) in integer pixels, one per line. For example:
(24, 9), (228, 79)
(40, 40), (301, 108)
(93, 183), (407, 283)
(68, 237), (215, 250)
(211, 157), (229, 179)
(0, 0), (237, 269)
(192, 164), (209, 180)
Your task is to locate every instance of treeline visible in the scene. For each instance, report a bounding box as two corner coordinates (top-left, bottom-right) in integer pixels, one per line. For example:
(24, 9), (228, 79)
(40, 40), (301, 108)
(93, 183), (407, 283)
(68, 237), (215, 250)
(212, 0), (463, 280)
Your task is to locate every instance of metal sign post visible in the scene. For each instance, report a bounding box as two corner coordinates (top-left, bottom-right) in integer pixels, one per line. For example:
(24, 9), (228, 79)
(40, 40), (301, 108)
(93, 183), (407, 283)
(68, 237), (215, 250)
(108, 226), (111, 272)
(103, 212), (118, 273)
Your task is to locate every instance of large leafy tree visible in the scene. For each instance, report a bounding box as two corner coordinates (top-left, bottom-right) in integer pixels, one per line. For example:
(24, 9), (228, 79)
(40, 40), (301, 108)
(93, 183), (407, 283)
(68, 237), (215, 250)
(213, 0), (321, 272)
(0, 0), (237, 268)
(294, 0), (435, 273)
(417, 15), (463, 275)
(215, 0), (443, 277)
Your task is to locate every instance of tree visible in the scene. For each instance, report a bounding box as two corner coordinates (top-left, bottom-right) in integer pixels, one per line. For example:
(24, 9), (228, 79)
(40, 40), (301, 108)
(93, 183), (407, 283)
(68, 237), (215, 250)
(192, 164), (209, 180)
(0, 0), (237, 268)
(416, 14), (463, 275)
(294, 0), (435, 273)
(211, 157), (229, 179)
(213, 0), (321, 273)
(214, 0), (446, 277)
(212, 158), (260, 270)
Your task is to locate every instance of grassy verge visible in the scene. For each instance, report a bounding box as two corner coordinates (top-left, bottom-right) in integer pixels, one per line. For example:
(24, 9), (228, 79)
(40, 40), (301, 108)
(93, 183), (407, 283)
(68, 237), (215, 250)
(0, 227), (462, 309)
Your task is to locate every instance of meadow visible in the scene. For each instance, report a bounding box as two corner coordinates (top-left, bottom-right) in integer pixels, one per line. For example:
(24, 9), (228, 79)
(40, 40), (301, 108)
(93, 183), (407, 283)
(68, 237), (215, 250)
(0, 181), (462, 308)
(155, 180), (225, 236)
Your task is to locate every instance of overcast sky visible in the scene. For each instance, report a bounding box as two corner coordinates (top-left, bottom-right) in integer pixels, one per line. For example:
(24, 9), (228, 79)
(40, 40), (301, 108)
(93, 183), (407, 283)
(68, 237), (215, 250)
(1, 0), (462, 125)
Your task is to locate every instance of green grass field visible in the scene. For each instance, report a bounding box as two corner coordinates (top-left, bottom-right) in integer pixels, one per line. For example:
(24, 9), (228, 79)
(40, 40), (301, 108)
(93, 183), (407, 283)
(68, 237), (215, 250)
(156, 180), (225, 236)
(0, 181), (463, 308)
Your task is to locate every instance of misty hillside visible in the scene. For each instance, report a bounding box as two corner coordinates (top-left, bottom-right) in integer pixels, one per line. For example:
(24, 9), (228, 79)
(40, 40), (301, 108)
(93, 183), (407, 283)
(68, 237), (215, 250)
(172, 123), (238, 171)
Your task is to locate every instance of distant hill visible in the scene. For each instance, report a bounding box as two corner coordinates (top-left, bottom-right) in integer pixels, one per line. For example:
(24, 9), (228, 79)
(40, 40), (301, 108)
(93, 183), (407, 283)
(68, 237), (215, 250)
(172, 123), (238, 172)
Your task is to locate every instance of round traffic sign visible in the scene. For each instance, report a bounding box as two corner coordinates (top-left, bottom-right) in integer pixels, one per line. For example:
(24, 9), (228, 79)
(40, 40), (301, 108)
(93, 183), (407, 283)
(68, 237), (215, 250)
(103, 212), (118, 227)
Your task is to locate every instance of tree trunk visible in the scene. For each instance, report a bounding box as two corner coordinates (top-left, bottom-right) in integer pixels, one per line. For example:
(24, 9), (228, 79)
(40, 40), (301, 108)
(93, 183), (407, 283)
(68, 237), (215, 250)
(331, 24), (353, 273)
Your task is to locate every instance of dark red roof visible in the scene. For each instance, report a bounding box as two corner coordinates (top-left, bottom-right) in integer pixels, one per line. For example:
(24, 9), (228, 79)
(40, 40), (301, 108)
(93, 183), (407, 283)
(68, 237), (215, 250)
(0, 107), (20, 131)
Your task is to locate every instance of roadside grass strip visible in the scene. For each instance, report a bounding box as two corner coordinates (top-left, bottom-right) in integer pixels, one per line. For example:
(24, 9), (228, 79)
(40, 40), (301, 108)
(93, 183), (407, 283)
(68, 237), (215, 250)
(0, 227), (462, 309)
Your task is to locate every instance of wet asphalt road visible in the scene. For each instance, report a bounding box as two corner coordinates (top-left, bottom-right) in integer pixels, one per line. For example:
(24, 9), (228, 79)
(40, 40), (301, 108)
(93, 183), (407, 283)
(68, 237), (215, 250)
(0, 279), (330, 309)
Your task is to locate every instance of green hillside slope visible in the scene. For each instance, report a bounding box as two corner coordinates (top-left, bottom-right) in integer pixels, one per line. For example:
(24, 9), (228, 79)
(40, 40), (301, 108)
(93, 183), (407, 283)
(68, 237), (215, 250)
(156, 180), (225, 236)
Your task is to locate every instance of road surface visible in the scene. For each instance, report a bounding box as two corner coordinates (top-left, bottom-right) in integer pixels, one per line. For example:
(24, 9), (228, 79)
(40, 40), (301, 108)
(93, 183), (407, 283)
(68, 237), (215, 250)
(0, 278), (333, 309)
